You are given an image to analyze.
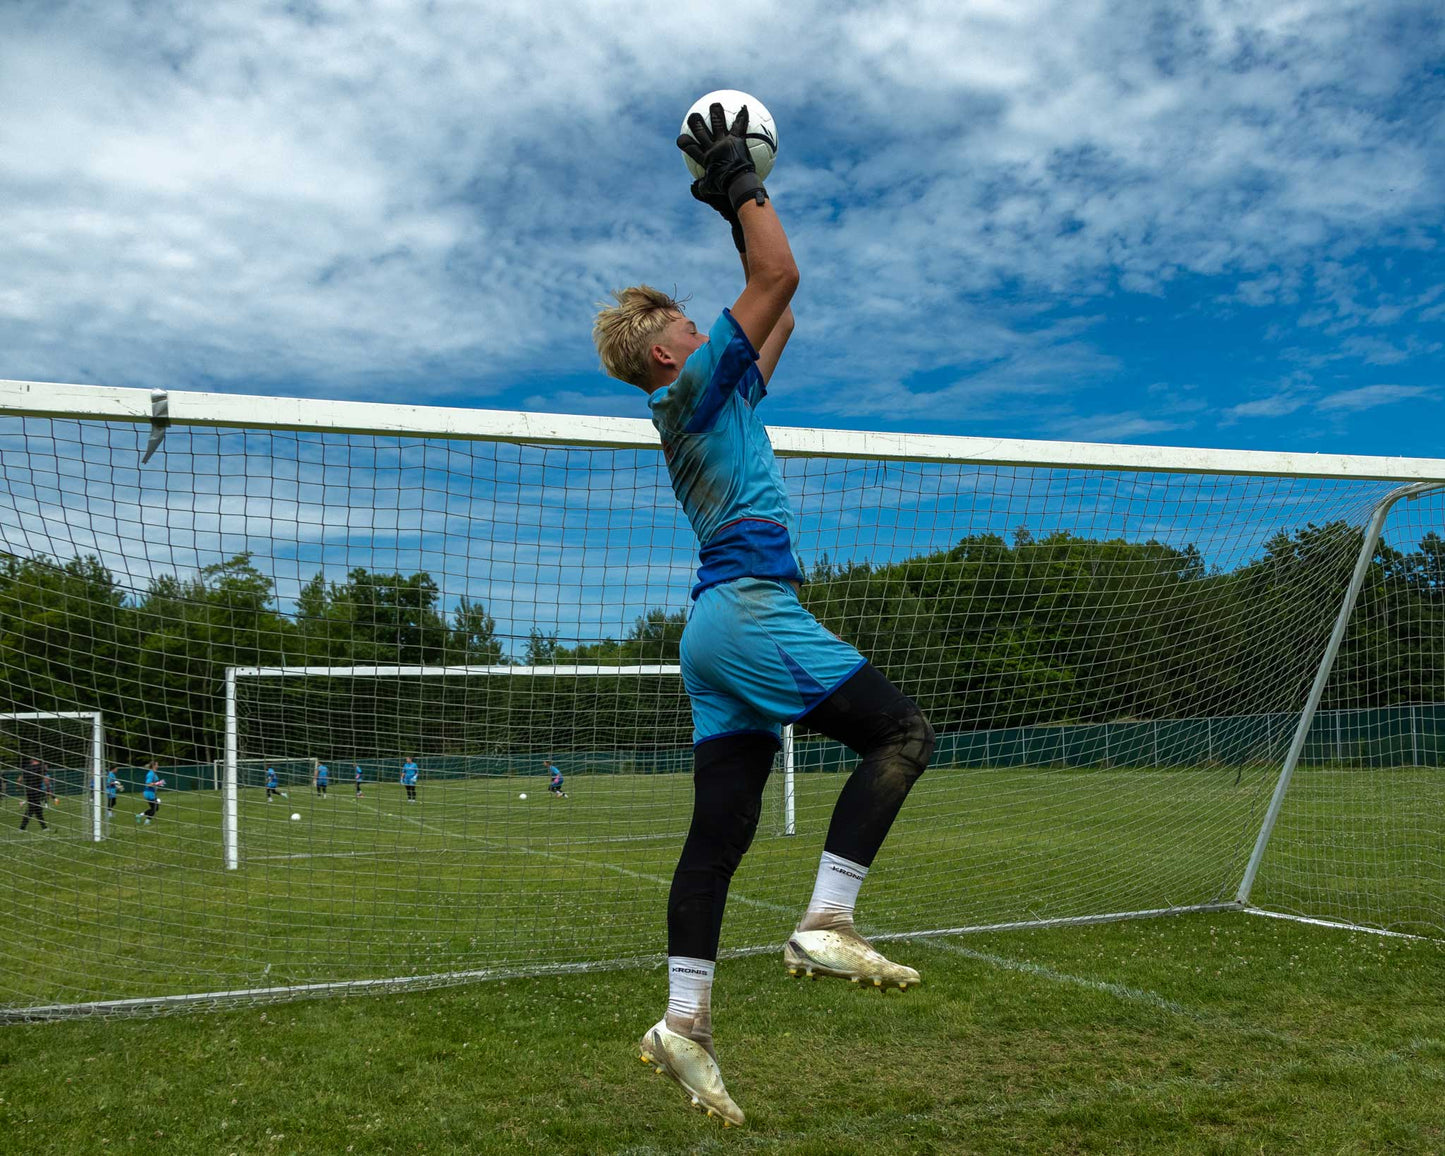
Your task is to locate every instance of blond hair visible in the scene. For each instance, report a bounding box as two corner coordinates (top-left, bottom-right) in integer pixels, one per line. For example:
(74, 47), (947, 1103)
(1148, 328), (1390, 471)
(592, 285), (685, 388)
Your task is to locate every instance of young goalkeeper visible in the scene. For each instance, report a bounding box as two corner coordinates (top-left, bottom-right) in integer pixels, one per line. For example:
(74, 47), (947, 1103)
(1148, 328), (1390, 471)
(136, 760), (165, 825)
(544, 758), (568, 799)
(593, 104), (934, 1127)
(105, 765), (123, 819)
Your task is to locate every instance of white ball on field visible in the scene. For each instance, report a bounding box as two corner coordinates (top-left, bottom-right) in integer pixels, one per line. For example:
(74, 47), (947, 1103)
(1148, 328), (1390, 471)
(290, 812), (301, 821)
(518, 792), (527, 800)
(680, 89), (777, 181)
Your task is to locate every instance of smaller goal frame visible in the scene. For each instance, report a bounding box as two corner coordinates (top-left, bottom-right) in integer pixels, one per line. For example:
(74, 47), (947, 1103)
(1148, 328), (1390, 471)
(0, 711), (105, 842)
(222, 664), (797, 869)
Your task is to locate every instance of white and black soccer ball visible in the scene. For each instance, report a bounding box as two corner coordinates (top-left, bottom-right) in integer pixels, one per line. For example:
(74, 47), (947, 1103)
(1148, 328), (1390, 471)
(680, 89), (777, 181)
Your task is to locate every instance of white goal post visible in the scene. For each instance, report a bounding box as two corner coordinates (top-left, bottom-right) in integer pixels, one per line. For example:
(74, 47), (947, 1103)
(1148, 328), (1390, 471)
(1, 376), (1443, 1020)
(0, 710), (105, 842)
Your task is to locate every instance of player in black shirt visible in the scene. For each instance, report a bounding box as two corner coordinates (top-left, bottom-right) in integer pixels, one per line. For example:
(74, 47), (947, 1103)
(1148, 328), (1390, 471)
(18, 758), (48, 831)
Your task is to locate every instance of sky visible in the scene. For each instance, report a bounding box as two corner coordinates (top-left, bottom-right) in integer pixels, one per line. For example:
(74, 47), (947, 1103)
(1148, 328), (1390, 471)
(2, 0), (1442, 460)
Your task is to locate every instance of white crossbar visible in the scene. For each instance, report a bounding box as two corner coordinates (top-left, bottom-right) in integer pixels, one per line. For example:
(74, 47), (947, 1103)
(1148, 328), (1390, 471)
(4, 379), (1445, 481)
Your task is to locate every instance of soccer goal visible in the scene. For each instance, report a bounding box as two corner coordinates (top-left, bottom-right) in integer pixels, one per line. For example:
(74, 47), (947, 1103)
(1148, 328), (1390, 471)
(209, 757), (319, 794)
(221, 663), (800, 869)
(0, 711), (106, 842)
(0, 378), (1441, 1019)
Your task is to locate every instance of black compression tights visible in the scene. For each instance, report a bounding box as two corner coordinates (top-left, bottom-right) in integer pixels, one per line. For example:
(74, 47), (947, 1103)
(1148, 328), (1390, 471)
(667, 732), (776, 961)
(666, 664), (934, 961)
(798, 663), (935, 869)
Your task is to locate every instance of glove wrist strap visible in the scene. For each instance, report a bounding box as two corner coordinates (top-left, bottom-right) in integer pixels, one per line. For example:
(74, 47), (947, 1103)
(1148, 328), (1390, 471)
(726, 172), (767, 213)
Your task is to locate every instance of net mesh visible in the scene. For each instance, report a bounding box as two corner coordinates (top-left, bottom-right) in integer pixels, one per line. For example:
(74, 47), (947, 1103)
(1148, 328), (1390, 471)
(0, 411), (1439, 1018)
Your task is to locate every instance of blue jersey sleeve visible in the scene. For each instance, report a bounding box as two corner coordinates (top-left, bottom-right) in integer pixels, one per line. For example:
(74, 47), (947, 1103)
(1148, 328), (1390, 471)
(648, 310), (761, 436)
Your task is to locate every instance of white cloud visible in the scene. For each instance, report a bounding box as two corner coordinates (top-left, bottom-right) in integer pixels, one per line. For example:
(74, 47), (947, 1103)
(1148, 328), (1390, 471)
(1316, 383), (1433, 412)
(1050, 412), (1190, 443)
(1223, 392), (1311, 421)
(0, 0), (1439, 436)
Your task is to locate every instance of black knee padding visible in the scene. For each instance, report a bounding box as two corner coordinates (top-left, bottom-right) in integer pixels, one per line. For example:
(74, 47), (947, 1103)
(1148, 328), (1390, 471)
(799, 664), (934, 779)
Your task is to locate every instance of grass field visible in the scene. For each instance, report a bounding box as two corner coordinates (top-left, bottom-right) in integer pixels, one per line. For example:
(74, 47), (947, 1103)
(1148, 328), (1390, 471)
(0, 761), (1441, 1151)
(1, 760), (1440, 1012)
(0, 913), (1441, 1154)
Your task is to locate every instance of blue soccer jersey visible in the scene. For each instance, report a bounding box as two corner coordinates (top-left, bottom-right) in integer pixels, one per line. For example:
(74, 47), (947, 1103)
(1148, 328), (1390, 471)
(105, 771), (120, 798)
(648, 309), (804, 598)
(316, 764), (328, 783)
(401, 761), (419, 786)
(266, 768), (278, 788)
(143, 770), (161, 801)
(650, 310), (866, 745)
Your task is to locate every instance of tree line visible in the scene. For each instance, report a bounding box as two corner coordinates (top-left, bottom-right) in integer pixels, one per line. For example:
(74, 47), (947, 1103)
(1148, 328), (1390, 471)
(0, 522), (1440, 764)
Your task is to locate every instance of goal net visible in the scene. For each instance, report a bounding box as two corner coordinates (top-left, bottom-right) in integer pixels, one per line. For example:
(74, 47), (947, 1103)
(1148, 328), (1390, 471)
(222, 663), (795, 877)
(0, 380), (1441, 1019)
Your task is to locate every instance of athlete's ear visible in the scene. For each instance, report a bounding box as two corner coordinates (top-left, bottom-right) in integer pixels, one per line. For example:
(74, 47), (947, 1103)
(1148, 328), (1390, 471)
(651, 343), (677, 368)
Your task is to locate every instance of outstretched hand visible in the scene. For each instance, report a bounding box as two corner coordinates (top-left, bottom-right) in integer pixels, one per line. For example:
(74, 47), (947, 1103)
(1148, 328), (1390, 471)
(676, 102), (766, 215)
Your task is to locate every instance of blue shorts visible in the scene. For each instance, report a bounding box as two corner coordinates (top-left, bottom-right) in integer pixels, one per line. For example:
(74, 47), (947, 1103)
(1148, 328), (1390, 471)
(681, 577), (866, 745)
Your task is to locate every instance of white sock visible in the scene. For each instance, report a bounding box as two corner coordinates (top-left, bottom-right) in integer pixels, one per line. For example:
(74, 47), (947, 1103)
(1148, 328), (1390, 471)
(807, 851), (868, 918)
(666, 956), (715, 1023)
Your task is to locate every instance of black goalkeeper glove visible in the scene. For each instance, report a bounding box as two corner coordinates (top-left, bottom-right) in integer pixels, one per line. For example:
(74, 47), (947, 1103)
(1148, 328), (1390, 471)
(676, 102), (767, 215)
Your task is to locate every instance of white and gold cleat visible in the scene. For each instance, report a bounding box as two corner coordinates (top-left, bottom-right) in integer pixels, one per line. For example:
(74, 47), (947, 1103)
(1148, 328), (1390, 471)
(784, 927), (920, 990)
(638, 1019), (745, 1127)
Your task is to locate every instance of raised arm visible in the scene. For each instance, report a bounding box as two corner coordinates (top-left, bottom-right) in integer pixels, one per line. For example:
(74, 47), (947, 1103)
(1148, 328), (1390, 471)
(729, 200), (798, 361)
(739, 250), (794, 385)
(678, 102), (798, 356)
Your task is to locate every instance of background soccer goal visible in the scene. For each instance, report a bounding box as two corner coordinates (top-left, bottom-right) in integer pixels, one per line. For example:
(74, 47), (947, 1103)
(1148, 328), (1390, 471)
(0, 379), (1440, 1019)
(224, 663), (797, 867)
(0, 710), (106, 842)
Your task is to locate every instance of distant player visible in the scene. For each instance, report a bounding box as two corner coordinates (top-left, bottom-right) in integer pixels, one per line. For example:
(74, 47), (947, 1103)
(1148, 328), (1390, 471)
(544, 758), (568, 799)
(18, 758), (48, 831)
(105, 765), (124, 820)
(400, 757), (419, 803)
(594, 106), (933, 1124)
(314, 762), (329, 797)
(354, 764), (364, 797)
(136, 760), (165, 825)
(265, 765), (288, 802)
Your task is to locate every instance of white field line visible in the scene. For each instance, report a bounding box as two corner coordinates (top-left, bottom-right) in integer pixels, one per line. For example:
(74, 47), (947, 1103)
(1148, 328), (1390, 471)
(250, 849), (406, 863)
(1243, 906), (1440, 942)
(898, 929), (1420, 1060)
(909, 937), (1200, 1018)
(342, 797), (794, 918)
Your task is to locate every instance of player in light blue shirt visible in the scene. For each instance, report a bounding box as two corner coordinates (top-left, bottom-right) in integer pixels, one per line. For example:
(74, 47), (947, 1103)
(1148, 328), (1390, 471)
(354, 764), (364, 797)
(593, 104), (935, 1124)
(104, 766), (123, 821)
(314, 762), (329, 798)
(264, 765), (287, 802)
(544, 758), (568, 800)
(136, 760), (165, 825)
(400, 757), (419, 803)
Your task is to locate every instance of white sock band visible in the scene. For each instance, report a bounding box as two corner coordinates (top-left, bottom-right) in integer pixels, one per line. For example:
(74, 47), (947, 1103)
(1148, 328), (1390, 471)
(666, 956), (715, 1021)
(807, 851), (869, 917)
